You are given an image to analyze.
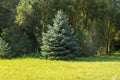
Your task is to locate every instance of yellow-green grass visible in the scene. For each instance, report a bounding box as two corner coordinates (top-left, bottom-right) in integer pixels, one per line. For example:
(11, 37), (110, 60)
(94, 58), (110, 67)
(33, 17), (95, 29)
(0, 56), (120, 80)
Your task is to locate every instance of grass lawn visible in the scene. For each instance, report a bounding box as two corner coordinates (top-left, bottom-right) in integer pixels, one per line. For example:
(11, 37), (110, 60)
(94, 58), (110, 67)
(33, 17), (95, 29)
(0, 55), (120, 80)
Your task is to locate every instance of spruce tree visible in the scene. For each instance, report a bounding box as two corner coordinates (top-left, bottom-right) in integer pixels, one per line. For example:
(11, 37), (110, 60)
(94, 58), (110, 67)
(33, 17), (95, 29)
(41, 10), (79, 59)
(0, 37), (11, 58)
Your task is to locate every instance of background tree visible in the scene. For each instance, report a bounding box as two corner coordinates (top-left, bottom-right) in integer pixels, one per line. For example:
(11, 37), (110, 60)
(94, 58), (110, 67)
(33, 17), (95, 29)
(15, 0), (46, 52)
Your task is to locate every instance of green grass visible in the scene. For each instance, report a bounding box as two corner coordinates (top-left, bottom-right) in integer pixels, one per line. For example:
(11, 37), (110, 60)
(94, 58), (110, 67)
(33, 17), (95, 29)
(0, 55), (120, 80)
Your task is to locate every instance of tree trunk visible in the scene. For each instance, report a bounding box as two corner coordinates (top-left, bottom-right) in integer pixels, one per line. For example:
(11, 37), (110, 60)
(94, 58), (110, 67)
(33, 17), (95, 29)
(106, 40), (110, 55)
(106, 20), (111, 55)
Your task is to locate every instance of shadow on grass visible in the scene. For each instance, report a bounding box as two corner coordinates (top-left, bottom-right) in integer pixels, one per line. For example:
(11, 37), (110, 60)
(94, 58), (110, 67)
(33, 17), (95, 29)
(20, 54), (120, 62)
(2, 53), (120, 62)
(72, 54), (120, 62)
(41, 54), (120, 62)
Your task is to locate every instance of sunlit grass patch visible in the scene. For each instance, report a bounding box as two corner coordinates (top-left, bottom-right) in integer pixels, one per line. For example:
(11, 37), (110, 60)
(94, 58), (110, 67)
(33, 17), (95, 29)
(0, 56), (120, 80)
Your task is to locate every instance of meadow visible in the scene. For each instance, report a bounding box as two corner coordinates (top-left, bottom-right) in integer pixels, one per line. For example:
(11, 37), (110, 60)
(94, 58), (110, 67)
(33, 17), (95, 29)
(0, 55), (120, 80)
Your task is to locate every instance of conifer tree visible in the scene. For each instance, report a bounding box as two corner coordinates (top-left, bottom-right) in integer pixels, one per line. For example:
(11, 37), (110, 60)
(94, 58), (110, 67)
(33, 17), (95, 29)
(0, 37), (11, 58)
(41, 10), (79, 59)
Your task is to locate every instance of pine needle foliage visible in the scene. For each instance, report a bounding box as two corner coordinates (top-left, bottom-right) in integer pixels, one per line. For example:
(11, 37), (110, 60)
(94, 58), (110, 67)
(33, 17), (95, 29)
(41, 10), (79, 59)
(0, 37), (10, 58)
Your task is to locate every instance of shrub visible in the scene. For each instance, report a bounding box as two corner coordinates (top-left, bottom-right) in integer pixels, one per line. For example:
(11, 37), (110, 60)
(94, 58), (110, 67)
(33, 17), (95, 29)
(75, 27), (97, 57)
(2, 26), (33, 57)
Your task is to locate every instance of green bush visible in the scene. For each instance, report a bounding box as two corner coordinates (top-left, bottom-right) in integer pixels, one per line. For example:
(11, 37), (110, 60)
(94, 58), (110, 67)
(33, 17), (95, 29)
(2, 26), (33, 57)
(75, 27), (97, 57)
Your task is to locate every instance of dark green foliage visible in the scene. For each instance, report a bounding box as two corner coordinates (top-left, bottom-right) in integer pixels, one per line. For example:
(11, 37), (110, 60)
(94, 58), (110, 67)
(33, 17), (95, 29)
(0, 37), (11, 58)
(0, 0), (120, 58)
(75, 27), (97, 57)
(2, 26), (33, 57)
(41, 10), (79, 59)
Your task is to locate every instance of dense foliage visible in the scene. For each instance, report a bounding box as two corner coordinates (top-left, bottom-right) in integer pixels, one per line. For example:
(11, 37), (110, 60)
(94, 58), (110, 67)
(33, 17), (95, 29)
(0, 0), (120, 58)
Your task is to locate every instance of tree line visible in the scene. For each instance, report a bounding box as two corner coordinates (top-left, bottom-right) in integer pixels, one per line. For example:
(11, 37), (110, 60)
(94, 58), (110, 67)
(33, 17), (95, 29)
(0, 0), (120, 58)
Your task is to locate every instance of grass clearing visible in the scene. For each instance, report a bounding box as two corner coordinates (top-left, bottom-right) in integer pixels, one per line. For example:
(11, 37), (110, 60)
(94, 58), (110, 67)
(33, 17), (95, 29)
(0, 55), (120, 80)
